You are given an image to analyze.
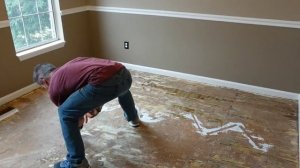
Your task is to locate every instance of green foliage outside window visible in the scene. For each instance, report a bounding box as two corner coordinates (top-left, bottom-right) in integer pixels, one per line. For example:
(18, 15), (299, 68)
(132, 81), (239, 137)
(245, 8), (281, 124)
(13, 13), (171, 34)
(4, 0), (57, 51)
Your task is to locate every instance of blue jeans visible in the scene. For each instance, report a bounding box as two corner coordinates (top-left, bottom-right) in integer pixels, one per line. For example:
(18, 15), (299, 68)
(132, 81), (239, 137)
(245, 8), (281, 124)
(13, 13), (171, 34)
(58, 68), (138, 164)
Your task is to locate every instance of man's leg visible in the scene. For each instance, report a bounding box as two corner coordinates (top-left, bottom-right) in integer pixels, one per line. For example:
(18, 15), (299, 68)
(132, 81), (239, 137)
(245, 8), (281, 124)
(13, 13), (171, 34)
(118, 90), (138, 122)
(55, 68), (139, 166)
(101, 67), (139, 122)
(115, 68), (139, 123)
(57, 84), (118, 166)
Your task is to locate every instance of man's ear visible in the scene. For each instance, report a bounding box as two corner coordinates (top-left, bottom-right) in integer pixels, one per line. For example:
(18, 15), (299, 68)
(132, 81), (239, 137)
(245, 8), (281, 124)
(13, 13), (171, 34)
(41, 78), (49, 87)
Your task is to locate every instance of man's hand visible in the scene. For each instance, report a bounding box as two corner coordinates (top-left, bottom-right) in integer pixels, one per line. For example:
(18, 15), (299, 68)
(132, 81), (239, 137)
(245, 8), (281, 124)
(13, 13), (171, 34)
(78, 106), (102, 128)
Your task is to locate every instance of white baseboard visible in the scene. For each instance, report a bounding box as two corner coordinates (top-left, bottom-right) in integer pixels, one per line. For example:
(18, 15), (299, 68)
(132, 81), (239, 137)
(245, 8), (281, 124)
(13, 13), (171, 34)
(0, 83), (40, 106)
(0, 64), (298, 102)
(123, 62), (299, 101)
(0, 108), (19, 121)
(125, 62), (300, 160)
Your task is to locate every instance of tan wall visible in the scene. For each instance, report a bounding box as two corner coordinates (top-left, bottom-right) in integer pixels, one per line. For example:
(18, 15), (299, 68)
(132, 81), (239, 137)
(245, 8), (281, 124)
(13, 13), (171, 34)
(0, 12), (91, 97)
(88, 12), (300, 93)
(87, 0), (300, 21)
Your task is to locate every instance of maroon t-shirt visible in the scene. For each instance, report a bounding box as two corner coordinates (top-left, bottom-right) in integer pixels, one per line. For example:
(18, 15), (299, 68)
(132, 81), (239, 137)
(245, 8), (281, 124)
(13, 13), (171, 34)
(48, 57), (124, 106)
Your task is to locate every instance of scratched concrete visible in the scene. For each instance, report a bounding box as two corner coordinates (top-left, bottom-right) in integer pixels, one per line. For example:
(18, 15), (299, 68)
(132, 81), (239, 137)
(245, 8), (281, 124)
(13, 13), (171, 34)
(0, 70), (298, 168)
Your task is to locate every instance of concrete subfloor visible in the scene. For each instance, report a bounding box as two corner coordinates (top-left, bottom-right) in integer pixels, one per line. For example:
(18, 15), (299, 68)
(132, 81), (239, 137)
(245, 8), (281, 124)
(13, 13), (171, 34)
(0, 70), (298, 168)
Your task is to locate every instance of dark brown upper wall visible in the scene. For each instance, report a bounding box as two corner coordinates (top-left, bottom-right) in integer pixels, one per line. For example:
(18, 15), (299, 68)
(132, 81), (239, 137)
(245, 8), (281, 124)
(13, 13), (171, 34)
(0, 0), (8, 21)
(88, 0), (300, 21)
(60, 0), (87, 9)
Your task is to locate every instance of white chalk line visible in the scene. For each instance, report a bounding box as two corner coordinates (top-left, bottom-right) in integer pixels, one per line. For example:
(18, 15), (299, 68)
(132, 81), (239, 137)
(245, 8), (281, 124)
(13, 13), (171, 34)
(88, 104), (273, 153)
(185, 113), (273, 152)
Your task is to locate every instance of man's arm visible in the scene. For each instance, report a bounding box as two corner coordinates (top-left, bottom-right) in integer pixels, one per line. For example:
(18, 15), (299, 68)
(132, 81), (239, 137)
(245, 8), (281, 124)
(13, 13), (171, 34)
(78, 106), (102, 128)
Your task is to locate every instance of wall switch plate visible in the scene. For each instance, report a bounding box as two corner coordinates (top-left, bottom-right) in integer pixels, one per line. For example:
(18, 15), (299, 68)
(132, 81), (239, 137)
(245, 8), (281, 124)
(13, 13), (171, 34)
(124, 41), (129, 49)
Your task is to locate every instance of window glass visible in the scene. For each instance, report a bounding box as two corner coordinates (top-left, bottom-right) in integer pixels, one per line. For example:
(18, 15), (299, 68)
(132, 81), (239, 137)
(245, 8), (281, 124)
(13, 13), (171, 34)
(4, 0), (58, 52)
(5, 0), (21, 18)
(37, 0), (51, 12)
(20, 0), (37, 15)
(10, 18), (27, 49)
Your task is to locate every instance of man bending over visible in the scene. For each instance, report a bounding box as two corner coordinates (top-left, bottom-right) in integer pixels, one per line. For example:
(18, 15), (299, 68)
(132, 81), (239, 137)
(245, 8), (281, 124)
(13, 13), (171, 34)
(33, 57), (140, 168)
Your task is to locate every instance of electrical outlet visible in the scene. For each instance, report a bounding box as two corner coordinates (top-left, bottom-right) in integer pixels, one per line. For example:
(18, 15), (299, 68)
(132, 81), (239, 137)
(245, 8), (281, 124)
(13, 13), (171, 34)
(124, 41), (129, 49)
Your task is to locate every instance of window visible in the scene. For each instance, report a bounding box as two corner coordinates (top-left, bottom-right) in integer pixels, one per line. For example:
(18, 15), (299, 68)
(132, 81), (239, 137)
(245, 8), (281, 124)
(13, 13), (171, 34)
(4, 0), (64, 61)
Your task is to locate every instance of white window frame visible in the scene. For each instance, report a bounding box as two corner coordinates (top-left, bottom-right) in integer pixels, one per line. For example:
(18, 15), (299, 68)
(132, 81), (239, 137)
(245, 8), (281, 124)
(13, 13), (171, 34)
(11, 0), (65, 61)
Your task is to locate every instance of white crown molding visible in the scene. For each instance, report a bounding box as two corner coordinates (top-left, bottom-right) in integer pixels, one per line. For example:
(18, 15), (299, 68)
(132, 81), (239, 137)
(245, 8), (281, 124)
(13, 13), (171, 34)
(0, 20), (9, 28)
(123, 62), (299, 100)
(1, 6), (299, 29)
(61, 6), (89, 16)
(88, 6), (300, 29)
(0, 83), (40, 106)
